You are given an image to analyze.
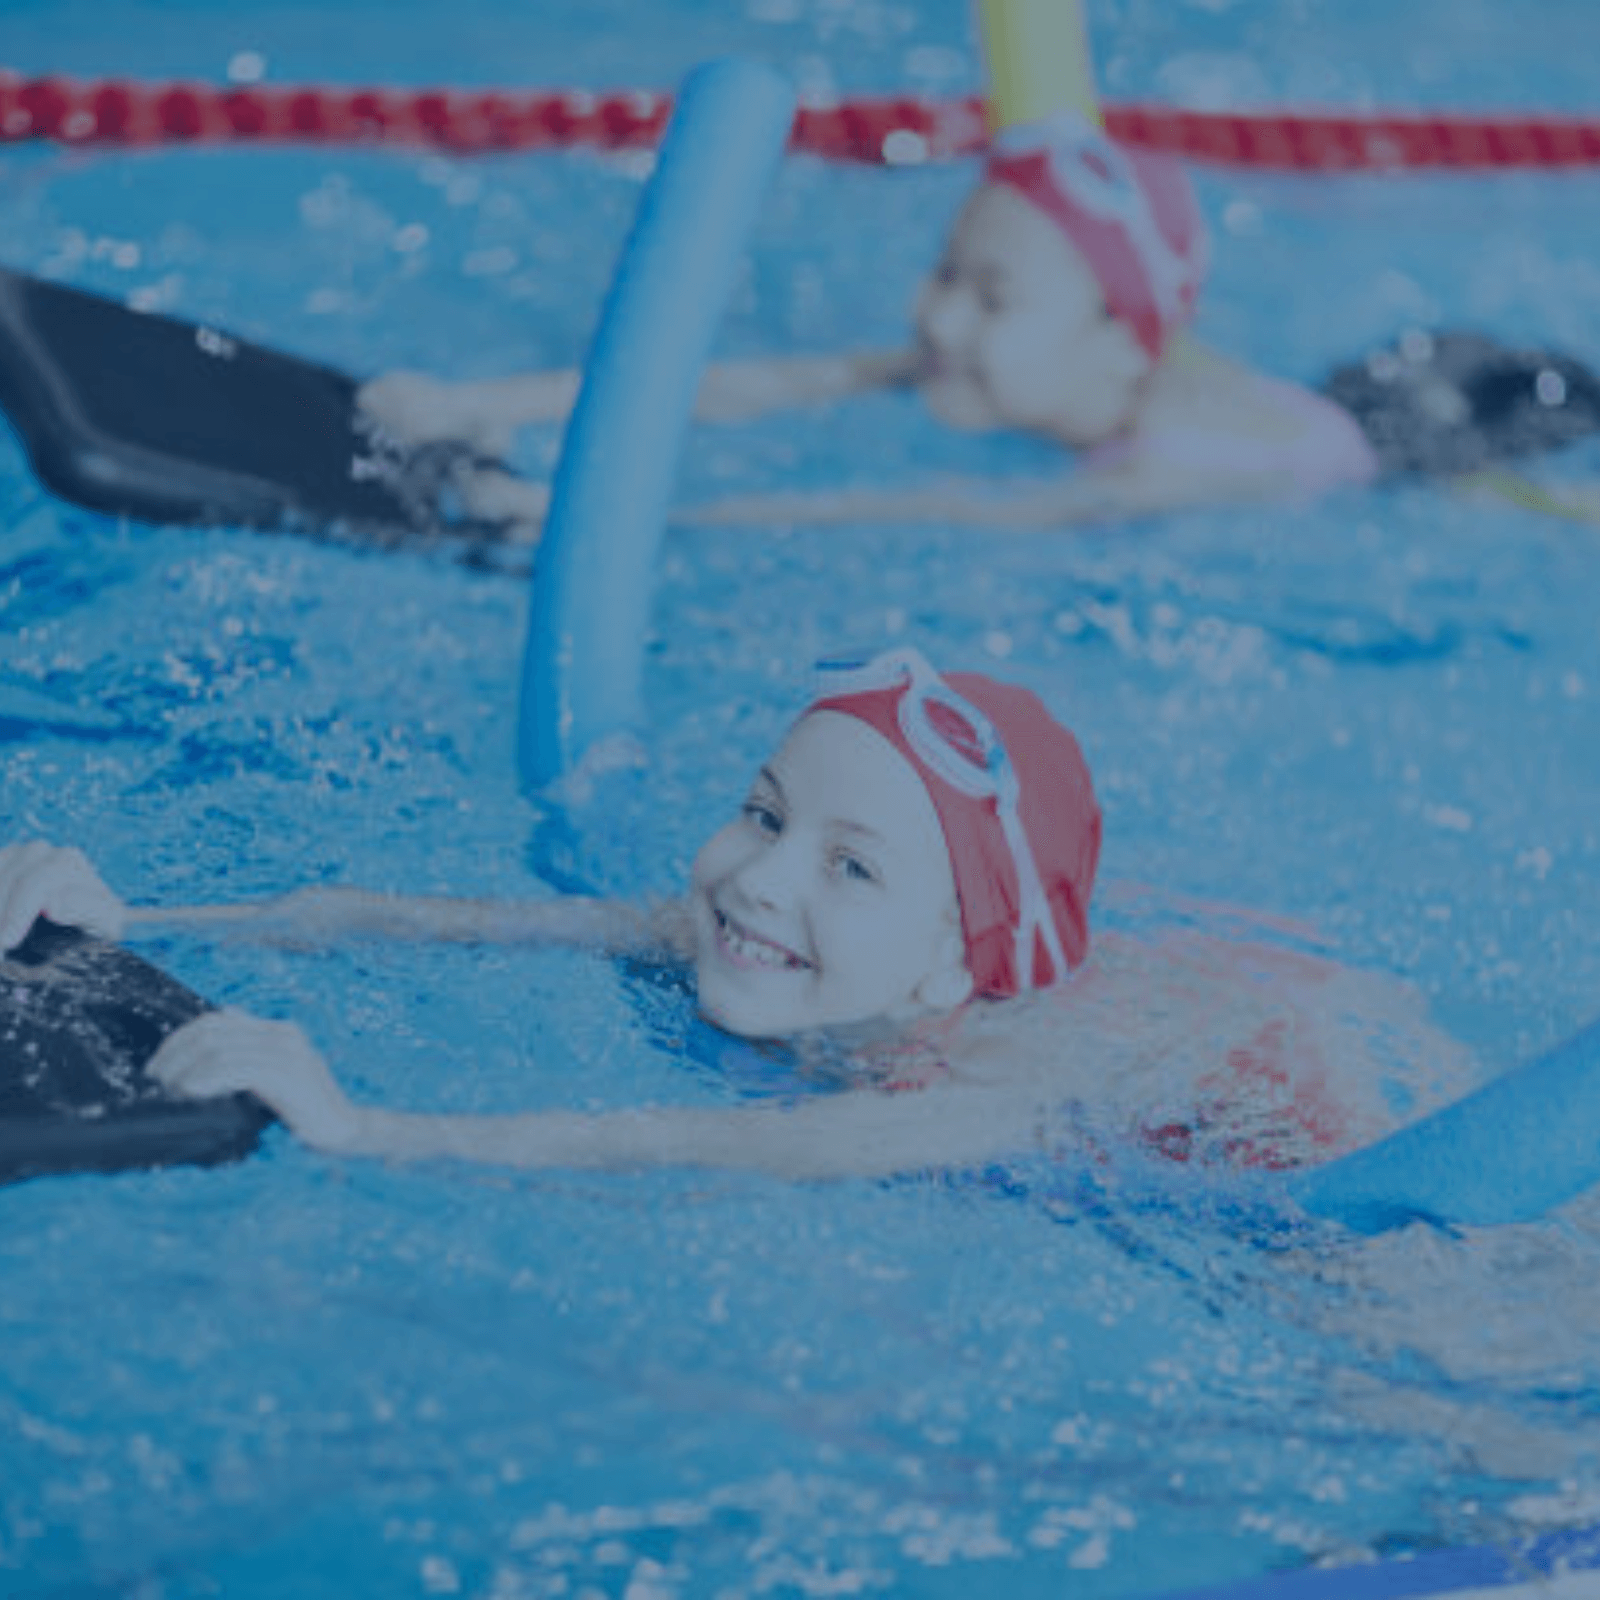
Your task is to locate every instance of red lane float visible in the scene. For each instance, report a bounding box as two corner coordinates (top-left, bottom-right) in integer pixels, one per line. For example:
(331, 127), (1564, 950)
(3, 71), (1599, 170)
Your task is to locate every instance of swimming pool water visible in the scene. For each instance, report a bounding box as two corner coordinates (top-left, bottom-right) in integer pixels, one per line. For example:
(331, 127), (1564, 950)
(5, 2), (1600, 1596)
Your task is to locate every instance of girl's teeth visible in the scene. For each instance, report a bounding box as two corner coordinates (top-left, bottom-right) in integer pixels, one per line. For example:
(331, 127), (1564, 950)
(721, 912), (801, 969)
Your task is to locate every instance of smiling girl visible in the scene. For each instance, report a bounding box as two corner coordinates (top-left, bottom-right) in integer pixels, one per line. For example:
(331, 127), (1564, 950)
(0, 648), (1473, 1179)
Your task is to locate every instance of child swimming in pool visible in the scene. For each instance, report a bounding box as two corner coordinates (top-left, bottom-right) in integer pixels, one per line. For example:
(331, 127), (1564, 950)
(0, 647), (1477, 1180)
(361, 111), (1600, 531)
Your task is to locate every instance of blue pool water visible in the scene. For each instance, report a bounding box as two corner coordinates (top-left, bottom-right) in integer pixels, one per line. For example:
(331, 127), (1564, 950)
(6, 2), (1600, 1596)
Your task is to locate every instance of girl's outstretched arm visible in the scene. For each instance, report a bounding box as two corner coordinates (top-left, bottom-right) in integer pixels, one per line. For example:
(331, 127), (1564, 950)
(691, 349), (918, 422)
(357, 350), (917, 452)
(0, 839), (687, 961)
(129, 886), (686, 959)
(150, 1011), (1053, 1181)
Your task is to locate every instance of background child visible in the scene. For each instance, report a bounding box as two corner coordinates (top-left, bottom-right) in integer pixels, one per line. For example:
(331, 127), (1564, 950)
(361, 112), (1600, 532)
(0, 647), (1478, 1183)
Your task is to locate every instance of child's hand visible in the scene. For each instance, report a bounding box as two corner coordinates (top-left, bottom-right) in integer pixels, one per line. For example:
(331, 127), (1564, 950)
(0, 840), (128, 953)
(449, 466), (549, 544)
(148, 1010), (367, 1153)
(358, 372), (516, 460)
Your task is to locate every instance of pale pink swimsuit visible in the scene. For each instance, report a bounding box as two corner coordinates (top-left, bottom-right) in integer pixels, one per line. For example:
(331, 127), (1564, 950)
(1087, 373), (1379, 500)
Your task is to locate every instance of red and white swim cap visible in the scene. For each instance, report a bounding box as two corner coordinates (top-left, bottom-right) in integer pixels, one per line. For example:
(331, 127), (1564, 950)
(806, 648), (1102, 999)
(985, 111), (1209, 360)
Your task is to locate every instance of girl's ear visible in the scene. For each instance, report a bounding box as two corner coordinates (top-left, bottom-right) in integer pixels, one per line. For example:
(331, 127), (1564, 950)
(917, 964), (975, 1012)
(915, 922), (974, 1012)
(1093, 309), (1156, 390)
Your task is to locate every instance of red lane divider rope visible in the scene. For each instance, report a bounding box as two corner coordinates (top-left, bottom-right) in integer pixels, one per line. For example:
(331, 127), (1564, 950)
(4, 71), (1600, 170)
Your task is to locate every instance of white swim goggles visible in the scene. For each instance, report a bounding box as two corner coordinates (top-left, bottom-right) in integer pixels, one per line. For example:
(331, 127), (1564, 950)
(991, 110), (1198, 336)
(813, 646), (1068, 989)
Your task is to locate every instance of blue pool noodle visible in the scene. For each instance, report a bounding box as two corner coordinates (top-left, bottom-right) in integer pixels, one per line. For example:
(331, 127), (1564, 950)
(1291, 1013), (1600, 1232)
(517, 58), (796, 792)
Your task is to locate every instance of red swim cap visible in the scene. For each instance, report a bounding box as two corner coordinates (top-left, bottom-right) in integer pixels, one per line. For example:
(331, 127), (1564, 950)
(808, 649), (1101, 999)
(985, 111), (1208, 360)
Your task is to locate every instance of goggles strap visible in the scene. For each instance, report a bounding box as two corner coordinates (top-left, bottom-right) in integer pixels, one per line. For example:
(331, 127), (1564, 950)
(994, 797), (1067, 988)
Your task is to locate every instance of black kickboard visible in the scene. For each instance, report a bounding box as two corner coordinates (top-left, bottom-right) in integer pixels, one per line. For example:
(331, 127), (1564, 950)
(0, 918), (273, 1186)
(0, 266), (504, 546)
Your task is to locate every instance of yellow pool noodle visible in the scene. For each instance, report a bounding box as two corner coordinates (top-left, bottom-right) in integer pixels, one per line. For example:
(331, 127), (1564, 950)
(976, 0), (1102, 132)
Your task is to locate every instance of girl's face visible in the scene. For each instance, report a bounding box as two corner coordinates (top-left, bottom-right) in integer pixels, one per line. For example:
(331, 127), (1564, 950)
(913, 183), (1151, 445)
(689, 712), (972, 1040)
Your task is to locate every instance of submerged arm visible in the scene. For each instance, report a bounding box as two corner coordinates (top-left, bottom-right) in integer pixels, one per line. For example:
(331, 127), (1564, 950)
(677, 460), (1288, 532)
(1455, 468), (1600, 527)
(149, 1012), (1052, 1181)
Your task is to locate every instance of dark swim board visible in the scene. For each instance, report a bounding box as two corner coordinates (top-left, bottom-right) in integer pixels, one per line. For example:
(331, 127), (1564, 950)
(1322, 329), (1600, 478)
(0, 266), (513, 550)
(0, 918), (272, 1185)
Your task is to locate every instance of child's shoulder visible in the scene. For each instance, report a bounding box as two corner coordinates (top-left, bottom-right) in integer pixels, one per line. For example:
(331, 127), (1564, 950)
(1097, 344), (1378, 499)
(951, 925), (1477, 1169)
